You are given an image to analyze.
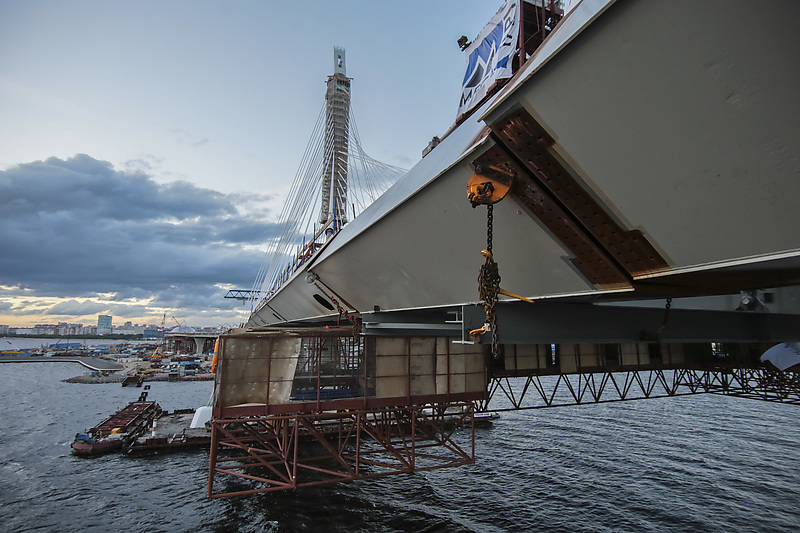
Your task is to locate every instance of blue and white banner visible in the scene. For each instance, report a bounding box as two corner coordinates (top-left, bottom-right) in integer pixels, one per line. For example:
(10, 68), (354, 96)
(457, 0), (520, 117)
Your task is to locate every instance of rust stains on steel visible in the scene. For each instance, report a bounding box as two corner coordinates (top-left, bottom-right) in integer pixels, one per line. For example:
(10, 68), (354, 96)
(474, 107), (670, 286)
(472, 143), (631, 287)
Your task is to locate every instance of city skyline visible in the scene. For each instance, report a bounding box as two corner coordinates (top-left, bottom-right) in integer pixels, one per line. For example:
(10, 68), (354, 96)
(1, 313), (223, 336)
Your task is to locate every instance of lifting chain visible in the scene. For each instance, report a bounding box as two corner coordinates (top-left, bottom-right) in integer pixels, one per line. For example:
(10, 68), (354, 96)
(486, 204), (494, 254)
(475, 204), (501, 359)
(642, 297), (673, 340)
(660, 297), (673, 333)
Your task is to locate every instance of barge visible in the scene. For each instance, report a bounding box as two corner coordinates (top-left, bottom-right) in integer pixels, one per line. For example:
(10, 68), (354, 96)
(127, 408), (212, 454)
(121, 374), (144, 387)
(72, 389), (212, 456)
(72, 400), (162, 456)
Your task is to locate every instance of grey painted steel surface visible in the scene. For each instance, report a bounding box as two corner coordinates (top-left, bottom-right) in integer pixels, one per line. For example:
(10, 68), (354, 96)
(485, 0), (800, 278)
(467, 303), (800, 344)
(248, 0), (800, 329)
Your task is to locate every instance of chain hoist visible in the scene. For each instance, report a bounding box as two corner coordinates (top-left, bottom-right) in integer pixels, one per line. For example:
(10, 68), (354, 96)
(467, 167), (533, 359)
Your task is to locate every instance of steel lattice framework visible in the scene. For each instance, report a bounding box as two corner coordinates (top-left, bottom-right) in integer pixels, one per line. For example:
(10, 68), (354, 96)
(684, 368), (800, 404)
(478, 367), (800, 412)
(207, 403), (475, 498)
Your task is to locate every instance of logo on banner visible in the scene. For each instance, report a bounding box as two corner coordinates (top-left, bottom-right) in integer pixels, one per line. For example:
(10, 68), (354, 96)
(458, 0), (519, 116)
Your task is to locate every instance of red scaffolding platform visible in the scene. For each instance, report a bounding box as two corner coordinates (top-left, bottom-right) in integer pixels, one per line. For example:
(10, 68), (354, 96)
(207, 328), (486, 498)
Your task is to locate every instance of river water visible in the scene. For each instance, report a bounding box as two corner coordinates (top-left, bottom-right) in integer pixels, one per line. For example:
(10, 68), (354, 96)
(1, 362), (798, 532)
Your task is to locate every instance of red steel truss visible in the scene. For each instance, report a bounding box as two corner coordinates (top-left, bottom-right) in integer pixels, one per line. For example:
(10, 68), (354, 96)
(478, 367), (800, 412)
(684, 367), (800, 404)
(207, 402), (475, 498)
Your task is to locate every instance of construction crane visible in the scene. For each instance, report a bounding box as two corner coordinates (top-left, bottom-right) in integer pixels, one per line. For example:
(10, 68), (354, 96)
(149, 314), (166, 361)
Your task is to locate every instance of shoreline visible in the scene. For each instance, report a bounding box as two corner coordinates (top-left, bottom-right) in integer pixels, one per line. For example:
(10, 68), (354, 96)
(1, 354), (214, 384)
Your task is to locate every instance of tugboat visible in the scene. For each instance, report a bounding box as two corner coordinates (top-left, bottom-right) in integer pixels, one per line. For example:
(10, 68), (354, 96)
(71, 391), (162, 456)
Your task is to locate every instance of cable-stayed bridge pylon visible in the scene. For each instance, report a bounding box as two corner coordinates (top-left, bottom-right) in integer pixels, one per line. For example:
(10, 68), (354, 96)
(237, 48), (406, 319)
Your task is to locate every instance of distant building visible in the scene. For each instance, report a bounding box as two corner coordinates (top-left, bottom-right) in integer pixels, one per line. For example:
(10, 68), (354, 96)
(114, 322), (144, 335)
(0, 325), (8, 335)
(97, 315), (112, 335)
(33, 324), (58, 336)
(54, 322), (84, 336)
(142, 328), (161, 340)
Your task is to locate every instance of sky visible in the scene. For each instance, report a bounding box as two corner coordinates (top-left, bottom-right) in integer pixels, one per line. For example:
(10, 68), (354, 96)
(0, 0), (504, 329)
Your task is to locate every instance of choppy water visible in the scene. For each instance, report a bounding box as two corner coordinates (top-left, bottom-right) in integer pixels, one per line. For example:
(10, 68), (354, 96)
(1, 362), (798, 532)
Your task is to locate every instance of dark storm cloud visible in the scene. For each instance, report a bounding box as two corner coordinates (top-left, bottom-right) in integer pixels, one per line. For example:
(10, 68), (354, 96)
(1, 154), (233, 221)
(0, 154), (278, 318)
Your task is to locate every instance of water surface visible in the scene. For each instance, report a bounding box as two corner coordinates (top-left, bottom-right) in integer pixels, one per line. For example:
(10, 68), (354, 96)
(1, 363), (797, 532)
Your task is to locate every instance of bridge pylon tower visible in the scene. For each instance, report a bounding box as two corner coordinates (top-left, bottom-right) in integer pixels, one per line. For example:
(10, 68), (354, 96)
(319, 46), (351, 229)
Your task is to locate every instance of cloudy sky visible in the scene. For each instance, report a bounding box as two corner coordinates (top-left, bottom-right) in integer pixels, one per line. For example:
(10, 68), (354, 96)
(0, 0), (502, 328)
